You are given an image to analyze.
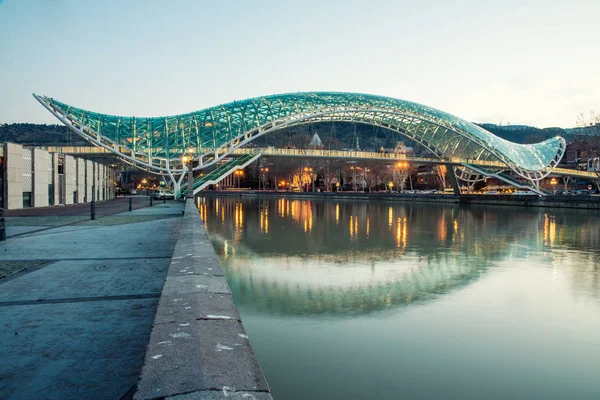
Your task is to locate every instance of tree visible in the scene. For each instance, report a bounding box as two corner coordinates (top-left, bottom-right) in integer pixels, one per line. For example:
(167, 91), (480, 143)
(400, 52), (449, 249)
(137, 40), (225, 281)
(435, 165), (448, 190)
(576, 111), (600, 157)
(576, 111), (600, 189)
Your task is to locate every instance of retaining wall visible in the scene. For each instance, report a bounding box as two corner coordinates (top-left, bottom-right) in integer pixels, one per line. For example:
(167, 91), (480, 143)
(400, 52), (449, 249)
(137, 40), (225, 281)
(199, 191), (600, 210)
(135, 200), (272, 400)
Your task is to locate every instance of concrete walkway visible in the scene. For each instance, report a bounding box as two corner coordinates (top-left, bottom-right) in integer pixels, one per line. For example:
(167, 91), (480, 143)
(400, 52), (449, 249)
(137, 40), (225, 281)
(0, 200), (184, 399)
(3, 196), (159, 239)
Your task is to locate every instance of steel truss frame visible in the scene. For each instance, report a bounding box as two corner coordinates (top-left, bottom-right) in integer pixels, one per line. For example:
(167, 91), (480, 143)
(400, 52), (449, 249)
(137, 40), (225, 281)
(34, 92), (566, 190)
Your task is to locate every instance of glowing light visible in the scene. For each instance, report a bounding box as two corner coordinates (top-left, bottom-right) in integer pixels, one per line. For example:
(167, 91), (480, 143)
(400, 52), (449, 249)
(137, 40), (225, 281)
(544, 214), (556, 246)
(234, 202), (244, 241)
(260, 204), (269, 234)
(437, 216), (447, 241)
(396, 217), (408, 249)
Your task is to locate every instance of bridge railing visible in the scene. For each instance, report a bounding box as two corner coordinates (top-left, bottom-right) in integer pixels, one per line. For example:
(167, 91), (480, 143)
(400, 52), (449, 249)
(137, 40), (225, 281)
(42, 146), (111, 154)
(230, 147), (509, 168)
(40, 145), (598, 180)
(551, 167), (598, 178)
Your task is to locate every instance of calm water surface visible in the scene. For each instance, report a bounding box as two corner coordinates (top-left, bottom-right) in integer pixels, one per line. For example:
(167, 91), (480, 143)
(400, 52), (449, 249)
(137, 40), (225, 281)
(198, 196), (600, 400)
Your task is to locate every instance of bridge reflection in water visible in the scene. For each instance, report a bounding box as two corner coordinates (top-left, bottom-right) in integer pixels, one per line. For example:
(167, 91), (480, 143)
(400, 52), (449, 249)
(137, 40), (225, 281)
(197, 196), (600, 315)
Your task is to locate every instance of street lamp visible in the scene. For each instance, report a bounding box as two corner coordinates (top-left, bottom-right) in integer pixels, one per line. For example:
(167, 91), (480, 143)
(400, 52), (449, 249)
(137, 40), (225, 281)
(259, 167), (269, 190)
(348, 161), (357, 192)
(550, 177), (558, 195)
(182, 148), (195, 199)
(303, 167), (314, 192)
(234, 169), (244, 189)
(388, 182), (394, 193)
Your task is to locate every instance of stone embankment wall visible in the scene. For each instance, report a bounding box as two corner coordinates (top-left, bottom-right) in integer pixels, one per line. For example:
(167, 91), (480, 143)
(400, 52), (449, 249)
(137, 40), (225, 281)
(135, 200), (272, 400)
(200, 191), (600, 210)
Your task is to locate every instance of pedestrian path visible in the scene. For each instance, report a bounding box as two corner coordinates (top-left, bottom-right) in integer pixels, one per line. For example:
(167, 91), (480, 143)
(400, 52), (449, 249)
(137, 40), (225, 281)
(0, 200), (184, 399)
(3, 196), (158, 239)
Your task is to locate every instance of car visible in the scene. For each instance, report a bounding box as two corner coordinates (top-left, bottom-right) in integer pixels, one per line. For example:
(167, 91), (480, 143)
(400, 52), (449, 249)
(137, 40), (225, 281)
(152, 190), (175, 200)
(573, 189), (591, 196)
(513, 190), (542, 197)
(130, 189), (137, 195)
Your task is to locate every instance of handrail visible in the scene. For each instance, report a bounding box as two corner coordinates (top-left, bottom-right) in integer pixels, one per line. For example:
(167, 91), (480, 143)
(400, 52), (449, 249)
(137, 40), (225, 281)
(40, 146), (597, 180)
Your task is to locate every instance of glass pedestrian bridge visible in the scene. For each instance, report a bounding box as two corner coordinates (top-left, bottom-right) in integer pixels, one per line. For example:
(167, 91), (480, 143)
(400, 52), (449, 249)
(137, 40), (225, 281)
(35, 92), (568, 194)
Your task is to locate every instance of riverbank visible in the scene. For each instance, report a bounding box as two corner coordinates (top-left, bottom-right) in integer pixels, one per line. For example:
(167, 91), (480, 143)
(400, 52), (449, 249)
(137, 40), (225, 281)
(198, 190), (600, 210)
(134, 199), (271, 399)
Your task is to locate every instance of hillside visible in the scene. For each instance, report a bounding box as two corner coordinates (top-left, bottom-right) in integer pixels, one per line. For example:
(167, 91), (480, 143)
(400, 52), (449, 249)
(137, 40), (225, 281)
(0, 121), (573, 149)
(0, 123), (88, 146)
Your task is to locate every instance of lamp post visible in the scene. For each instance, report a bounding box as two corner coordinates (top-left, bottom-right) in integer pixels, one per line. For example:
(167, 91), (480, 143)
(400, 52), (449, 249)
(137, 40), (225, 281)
(260, 167), (269, 190)
(182, 148), (195, 199)
(235, 170), (244, 189)
(550, 177), (558, 195)
(303, 167), (313, 192)
(388, 182), (394, 193)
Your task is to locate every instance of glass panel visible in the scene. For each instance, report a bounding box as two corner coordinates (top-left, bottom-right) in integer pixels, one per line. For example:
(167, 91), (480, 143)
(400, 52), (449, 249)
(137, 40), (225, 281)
(44, 92), (564, 173)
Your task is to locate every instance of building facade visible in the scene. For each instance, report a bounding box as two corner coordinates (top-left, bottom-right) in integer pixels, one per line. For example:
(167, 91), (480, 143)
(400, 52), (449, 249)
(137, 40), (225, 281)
(0, 142), (116, 209)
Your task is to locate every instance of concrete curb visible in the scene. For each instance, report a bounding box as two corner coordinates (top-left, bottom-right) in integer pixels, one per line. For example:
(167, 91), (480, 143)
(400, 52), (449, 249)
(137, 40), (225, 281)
(134, 200), (272, 400)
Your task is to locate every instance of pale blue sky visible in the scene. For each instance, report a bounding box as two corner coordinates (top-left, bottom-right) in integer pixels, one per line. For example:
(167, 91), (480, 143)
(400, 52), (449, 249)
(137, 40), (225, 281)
(1, 0), (598, 127)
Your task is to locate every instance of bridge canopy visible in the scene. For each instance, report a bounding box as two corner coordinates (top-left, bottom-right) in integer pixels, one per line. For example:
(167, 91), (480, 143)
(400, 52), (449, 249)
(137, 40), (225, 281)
(34, 92), (565, 181)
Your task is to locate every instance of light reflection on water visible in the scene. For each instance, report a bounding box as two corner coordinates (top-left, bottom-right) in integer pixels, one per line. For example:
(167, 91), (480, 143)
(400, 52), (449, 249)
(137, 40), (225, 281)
(198, 196), (600, 400)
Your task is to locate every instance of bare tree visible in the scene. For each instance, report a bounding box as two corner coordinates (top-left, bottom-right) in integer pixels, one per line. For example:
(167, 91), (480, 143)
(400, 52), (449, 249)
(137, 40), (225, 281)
(435, 165), (448, 190)
(576, 111), (600, 189)
(363, 161), (384, 191)
(576, 111), (600, 156)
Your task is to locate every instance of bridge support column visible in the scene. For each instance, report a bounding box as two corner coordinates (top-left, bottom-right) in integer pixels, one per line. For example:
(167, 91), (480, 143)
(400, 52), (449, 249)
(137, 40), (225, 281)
(446, 164), (461, 195)
(173, 181), (181, 198)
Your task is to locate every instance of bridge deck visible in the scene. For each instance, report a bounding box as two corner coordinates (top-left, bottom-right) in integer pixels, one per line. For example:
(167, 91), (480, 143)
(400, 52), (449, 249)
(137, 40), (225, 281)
(43, 146), (598, 180)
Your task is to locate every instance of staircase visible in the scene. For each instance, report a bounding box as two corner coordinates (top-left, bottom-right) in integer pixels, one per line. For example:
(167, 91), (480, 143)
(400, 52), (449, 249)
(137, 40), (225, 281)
(462, 164), (550, 196)
(181, 153), (261, 196)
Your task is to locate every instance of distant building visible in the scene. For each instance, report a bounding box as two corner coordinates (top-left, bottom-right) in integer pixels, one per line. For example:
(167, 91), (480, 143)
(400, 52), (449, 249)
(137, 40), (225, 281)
(394, 141), (414, 154)
(0, 142), (116, 209)
(377, 141), (414, 154)
(308, 133), (324, 149)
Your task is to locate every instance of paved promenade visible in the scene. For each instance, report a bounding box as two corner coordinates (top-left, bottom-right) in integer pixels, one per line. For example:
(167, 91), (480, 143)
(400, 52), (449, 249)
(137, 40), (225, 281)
(0, 198), (184, 399)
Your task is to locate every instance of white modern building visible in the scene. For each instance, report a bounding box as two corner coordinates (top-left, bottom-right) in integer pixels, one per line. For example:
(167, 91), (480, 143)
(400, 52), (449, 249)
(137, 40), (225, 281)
(0, 142), (116, 210)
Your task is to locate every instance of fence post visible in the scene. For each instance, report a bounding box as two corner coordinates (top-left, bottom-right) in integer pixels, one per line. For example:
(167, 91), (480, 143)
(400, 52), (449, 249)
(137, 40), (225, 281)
(0, 208), (6, 241)
(129, 197), (132, 211)
(150, 196), (153, 207)
(90, 201), (96, 220)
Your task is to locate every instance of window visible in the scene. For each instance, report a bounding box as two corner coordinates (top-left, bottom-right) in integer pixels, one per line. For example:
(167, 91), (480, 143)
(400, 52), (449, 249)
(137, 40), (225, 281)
(23, 192), (32, 208)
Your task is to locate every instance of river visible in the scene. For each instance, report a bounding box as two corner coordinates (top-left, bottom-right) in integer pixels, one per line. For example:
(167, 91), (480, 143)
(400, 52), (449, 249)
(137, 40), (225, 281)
(198, 195), (600, 400)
